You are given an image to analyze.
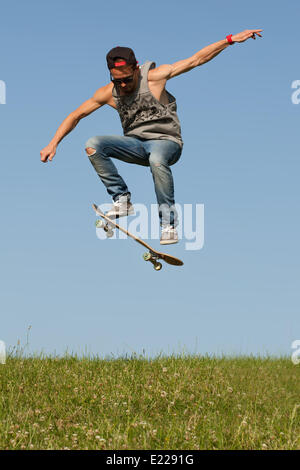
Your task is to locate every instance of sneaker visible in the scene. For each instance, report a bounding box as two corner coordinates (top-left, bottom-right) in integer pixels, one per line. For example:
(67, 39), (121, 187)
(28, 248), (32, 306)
(105, 195), (134, 219)
(160, 225), (178, 245)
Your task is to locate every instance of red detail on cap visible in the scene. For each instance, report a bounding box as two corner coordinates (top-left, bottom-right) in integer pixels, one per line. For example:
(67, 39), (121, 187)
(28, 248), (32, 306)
(114, 61), (127, 67)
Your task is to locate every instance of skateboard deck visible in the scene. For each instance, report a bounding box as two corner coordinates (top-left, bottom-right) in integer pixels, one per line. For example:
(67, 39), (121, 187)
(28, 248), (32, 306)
(92, 204), (183, 271)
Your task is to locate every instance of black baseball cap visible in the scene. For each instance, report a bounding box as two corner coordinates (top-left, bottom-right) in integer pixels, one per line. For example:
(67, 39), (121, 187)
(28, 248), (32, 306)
(106, 46), (138, 70)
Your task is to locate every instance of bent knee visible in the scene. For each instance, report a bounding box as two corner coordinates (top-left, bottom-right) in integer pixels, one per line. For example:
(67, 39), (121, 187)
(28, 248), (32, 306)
(85, 136), (101, 154)
(85, 147), (96, 156)
(150, 159), (167, 169)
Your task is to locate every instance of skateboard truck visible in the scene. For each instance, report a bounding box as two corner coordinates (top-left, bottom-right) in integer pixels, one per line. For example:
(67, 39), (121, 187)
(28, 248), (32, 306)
(95, 219), (114, 238)
(143, 252), (162, 271)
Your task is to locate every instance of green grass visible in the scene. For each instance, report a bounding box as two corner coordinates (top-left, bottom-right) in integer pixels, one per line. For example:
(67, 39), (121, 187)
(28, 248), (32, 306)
(0, 355), (299, 450)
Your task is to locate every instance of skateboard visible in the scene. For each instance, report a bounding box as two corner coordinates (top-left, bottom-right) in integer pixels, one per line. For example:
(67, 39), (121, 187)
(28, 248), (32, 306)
(92, 204), (183, 271)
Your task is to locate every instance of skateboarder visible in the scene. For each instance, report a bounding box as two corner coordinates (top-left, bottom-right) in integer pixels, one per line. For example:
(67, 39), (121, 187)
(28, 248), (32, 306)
(40, 29), (262, 244)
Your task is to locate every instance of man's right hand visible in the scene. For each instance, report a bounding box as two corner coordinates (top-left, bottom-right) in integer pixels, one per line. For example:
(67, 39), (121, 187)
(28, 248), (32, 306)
(40, 143), (57, 163)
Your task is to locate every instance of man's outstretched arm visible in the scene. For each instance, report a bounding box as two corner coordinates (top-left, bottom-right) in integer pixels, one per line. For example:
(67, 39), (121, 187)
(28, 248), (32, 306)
(150, 29), (263, 81)
(40, 83), (113, 163)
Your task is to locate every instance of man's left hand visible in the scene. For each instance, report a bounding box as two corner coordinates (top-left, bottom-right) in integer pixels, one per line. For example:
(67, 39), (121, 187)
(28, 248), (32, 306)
(232, 29), (263, 43)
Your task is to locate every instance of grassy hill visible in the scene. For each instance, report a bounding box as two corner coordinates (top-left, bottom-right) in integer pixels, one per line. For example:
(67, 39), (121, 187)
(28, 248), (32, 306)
(0, 355), (299, 450)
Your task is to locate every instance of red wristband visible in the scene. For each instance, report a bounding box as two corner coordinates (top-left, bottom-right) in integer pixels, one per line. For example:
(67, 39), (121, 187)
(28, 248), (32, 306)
(226, 34), (234, 45)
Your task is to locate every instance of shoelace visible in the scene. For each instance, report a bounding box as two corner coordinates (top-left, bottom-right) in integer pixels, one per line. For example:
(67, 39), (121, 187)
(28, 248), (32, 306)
(162, 225), (175, 233)
(114, 199), (129, 208)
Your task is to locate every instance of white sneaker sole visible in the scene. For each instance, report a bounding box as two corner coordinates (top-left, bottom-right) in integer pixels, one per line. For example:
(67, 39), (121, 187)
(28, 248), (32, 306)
(160, 238), (179, 245)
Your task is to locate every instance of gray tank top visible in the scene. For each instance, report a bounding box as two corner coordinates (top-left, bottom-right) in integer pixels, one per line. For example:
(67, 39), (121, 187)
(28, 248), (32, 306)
(112, 61), (183, 148)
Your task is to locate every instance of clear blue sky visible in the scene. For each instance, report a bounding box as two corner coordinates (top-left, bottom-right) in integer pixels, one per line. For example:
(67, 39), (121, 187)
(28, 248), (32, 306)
(1, 0), (299, 358)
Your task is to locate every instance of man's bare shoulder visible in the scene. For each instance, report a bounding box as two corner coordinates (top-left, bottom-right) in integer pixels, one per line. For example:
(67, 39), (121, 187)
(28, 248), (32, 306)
(148, 64), (172, 83)
(93, 82), (114, 105)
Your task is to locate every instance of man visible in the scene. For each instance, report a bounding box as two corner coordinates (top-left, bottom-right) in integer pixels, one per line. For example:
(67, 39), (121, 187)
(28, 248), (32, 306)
(40, 29), (262, 244)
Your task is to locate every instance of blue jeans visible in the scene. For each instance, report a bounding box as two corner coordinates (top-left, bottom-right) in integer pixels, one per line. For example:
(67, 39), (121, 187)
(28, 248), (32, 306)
(85, 135), (182, 226)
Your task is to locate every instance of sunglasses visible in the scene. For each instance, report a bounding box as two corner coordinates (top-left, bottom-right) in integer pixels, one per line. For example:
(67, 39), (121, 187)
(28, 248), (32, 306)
(110, 74), (135, 86)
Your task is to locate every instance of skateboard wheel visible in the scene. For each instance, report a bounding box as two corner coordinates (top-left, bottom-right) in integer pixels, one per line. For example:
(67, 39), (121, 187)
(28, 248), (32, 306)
(143, 252), (152, 261)
(95, 219), (105, 229)
(154, 262), (162, 271)
(106, 230), (114, 238)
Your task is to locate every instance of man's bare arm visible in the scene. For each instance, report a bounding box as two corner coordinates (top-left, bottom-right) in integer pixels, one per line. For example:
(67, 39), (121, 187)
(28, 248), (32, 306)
(149, 29), (263, 82)
(40, 83), (113, 163)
